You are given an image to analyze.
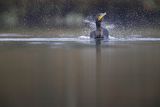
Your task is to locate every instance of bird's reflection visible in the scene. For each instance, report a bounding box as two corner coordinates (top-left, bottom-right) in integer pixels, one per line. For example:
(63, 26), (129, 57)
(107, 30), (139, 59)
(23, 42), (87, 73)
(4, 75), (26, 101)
(96, 39), (102, 107)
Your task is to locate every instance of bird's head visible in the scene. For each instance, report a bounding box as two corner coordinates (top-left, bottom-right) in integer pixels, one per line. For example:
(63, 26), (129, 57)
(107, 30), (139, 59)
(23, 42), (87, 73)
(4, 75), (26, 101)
(96, 12), (106, 29)
(96, 12), (106, 22)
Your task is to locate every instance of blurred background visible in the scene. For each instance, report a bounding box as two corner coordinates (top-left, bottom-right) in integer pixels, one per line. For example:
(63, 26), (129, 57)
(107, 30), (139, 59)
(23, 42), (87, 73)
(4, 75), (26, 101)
(0, 0), (160, 36)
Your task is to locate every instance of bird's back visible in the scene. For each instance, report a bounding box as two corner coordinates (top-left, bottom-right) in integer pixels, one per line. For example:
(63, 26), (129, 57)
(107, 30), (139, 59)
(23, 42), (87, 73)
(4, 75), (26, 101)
(90, 28), (109, 39)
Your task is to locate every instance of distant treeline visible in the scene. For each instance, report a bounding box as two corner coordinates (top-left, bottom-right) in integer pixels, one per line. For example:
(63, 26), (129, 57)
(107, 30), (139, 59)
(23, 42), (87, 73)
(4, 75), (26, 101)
(0, 0), (160, 28)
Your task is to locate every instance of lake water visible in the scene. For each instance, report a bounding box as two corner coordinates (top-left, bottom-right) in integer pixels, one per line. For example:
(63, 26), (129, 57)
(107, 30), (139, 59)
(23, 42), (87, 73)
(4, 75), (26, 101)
(0, 36), (160, 107)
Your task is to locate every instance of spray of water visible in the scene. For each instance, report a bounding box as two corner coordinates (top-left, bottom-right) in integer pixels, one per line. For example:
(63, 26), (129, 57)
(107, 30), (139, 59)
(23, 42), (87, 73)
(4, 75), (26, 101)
(83, 19), (115, 30)
(83, 16), (160, 41)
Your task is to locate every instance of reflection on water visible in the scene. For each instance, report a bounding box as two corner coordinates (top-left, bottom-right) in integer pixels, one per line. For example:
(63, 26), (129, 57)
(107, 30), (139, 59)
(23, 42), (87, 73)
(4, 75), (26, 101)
(0, 41), (160, 107)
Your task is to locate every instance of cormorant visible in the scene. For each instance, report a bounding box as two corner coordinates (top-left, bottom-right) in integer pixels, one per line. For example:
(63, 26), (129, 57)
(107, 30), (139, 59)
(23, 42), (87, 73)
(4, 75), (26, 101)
(90, 12), (109, 39)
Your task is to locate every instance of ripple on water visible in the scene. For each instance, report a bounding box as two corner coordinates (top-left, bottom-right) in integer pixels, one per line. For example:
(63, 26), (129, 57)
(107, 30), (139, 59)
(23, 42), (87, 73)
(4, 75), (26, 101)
(0, 33), (160, 43)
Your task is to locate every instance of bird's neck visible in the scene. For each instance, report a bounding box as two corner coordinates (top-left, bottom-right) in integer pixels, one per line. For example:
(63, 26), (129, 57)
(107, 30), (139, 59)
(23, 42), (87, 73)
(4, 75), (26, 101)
(96, 23), (102, 32)
(96, 20), (102, 29)
(96, 26), (103, 38)
(95, 21), (103, 38)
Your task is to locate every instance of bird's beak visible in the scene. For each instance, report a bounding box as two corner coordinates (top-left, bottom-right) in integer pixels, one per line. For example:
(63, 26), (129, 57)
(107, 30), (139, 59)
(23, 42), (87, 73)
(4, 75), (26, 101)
(98, 12), (106, 21)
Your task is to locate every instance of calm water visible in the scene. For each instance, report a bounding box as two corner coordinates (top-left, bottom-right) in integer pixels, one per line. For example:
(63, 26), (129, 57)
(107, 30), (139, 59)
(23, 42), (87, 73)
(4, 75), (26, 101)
(0, 39), (160, 107)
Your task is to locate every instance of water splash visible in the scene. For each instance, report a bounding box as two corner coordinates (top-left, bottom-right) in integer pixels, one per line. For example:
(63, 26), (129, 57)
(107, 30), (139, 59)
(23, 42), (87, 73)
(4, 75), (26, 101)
(83, 19), (115, 30)
(0, 36), (160, 42)
(110, 36), (160, 42)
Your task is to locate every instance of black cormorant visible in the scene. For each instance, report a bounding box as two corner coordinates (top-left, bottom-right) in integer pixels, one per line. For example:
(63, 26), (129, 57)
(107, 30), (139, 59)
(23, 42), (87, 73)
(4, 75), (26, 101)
(90, 12), (109, 39)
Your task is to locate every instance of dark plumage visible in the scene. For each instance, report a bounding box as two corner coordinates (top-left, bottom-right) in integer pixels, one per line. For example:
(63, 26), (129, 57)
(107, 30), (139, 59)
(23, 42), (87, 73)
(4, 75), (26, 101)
(90, 13), (109, 39)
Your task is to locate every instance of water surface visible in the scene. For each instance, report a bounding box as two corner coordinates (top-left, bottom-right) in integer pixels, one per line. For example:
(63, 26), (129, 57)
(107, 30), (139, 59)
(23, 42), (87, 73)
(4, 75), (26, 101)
(0, 36), (160, 107)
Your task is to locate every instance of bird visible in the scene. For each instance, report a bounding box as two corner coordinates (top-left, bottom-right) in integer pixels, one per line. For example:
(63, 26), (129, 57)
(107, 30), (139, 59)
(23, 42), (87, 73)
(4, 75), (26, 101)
(90, 12), (109, 40)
